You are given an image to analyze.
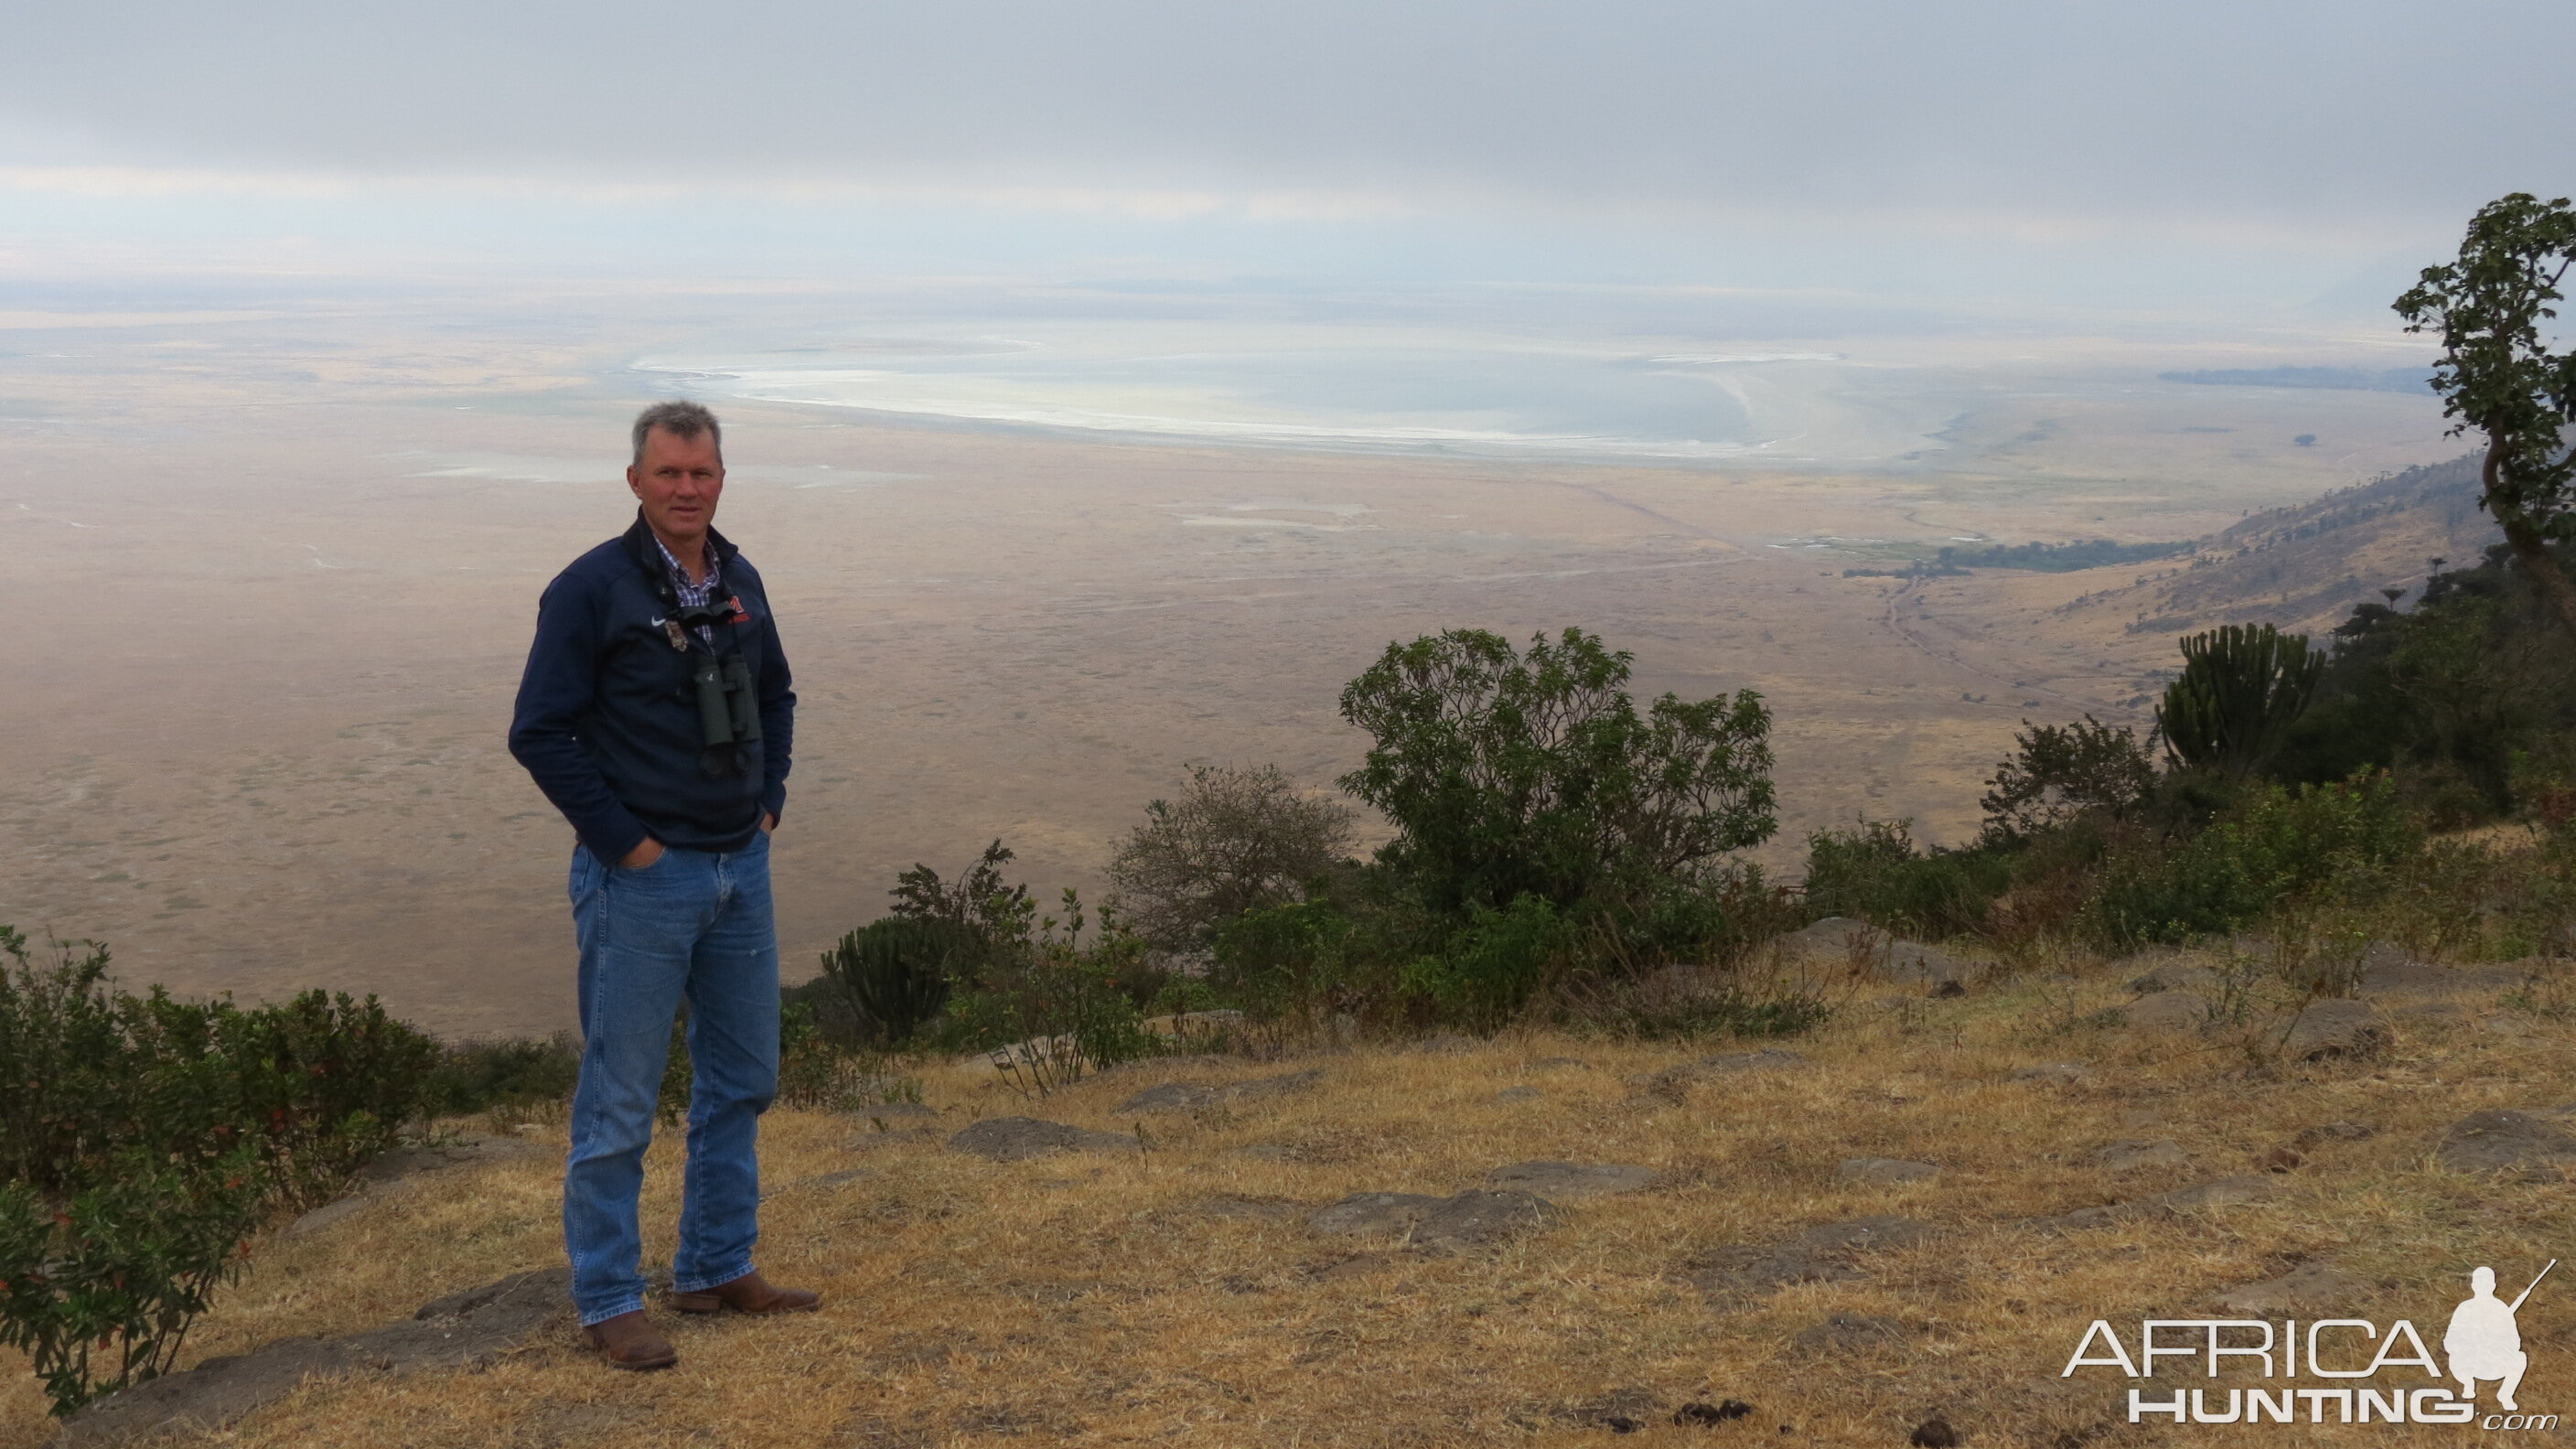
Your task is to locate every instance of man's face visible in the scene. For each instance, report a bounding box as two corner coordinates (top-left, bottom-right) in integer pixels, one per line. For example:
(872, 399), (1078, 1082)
(627, 426), (724, 548)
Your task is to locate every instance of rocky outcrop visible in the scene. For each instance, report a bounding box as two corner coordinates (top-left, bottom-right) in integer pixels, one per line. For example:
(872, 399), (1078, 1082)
(1115, 1069), (1323, 1114)
(2435, 1109), (2576, 1178)
(1773, 918), (1978, 988)
(947, 1117), (1143, 1162)
(56, 1270), (569, 1445)
(1683, 1217), (1933, 1298)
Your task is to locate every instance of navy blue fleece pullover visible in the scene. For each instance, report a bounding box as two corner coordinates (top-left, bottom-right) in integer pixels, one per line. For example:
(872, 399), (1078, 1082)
(508, 514), (795, 860)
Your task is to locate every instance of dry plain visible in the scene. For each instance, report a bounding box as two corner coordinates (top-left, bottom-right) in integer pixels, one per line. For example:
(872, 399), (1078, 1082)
(0, 302), (2461, 1036)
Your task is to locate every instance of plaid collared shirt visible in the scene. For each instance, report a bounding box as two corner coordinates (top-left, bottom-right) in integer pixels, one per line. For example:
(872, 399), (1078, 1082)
(652, 533), (723, 645)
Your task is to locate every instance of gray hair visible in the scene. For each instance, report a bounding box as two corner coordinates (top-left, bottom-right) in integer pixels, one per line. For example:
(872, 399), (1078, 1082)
(630, 400), (724, 467)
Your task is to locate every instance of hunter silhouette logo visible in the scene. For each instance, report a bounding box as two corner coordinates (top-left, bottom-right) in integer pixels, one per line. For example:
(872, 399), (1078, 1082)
(2062, 1260), (2560, 1430)
(2448, 1261), (2550, 1411)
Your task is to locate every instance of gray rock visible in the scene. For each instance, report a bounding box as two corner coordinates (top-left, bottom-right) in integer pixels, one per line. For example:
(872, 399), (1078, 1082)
(2358, 948), (2533, 996)
(2124, 991), (2210, 1035)
(1875, 940), (1976, 988)
(1791, 1312), (1910, 1352)
(2098, 1139), (2188, 1173)
(1837, 1157), (1940, 1185)
(2155, 1175), (2280, 1211)
(2436, 1109), (2576, 1178)
(1483, 1162), (1658, 1198)
(1411, 1189), (1562, 1249)
(1634, 1047), (1809, 1098)
(2356, 943), (2442, 993)
(1115, 1068), (1325, 1114)
(2126, 962), (2220, 995)
(2214, 1262), (2370, 1315)
(56, 1269), (569, 1445)
(1773, 918), (1977, 986)
(2049, 1175), (2280, 1231)
(1775, 916), (1878, 961)
(1684, 1217), (1932, 1297)
(947, 1116), (1142, 1162)
(2282, 999), (2388, 1059)
(1309, 1192), (1444, 1237)
(1493, 1085), (1543, 1103)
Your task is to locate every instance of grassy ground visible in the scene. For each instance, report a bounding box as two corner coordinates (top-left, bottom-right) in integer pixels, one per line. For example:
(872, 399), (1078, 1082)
(7, 949), (2576, 1448)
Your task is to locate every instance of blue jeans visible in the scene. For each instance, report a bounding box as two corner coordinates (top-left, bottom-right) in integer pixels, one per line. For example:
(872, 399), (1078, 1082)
(563, 831), (778, 1326)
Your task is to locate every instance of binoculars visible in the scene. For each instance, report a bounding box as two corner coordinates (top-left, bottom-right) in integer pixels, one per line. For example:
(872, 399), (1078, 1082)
(693, 654), (761, 751)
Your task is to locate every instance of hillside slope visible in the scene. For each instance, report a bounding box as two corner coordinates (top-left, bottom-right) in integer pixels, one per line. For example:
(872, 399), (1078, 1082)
(2065, 453), (2499, 640)
(12, 943), (2575, 1448)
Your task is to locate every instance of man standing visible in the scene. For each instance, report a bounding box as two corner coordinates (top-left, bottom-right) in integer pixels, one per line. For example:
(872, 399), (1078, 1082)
(509, 401), (816, 1370)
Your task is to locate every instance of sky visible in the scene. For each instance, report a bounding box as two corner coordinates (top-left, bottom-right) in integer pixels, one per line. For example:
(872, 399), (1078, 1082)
(5, 1), (2573, 316)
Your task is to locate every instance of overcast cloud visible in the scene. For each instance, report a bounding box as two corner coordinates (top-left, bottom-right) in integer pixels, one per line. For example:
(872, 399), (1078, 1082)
(4, 1), (2571, 309)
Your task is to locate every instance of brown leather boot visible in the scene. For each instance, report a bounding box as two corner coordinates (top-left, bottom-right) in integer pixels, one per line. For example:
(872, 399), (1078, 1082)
(669, 1270), (821, 1315)
(584, 1310), (678, 1370)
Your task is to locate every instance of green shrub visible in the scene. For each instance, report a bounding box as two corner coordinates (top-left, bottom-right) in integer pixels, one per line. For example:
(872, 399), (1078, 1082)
(1979, 715), (2158, 845)
(918, 888), (1164, 1098)
(1396, 894), (1572, 1031)
(819, 917), (970, 1046)
(418, 1033), (581, 1120)
(2157, 623), (2325, 776)
(1596, 862), (1802, 971)
(0, 926), (436, 1416)
(0, 1150), (268, 1415)
(0, 929), (437, 1201)
(1210, 898), (1355, 1018)
(1801, 820), (2012, 939)
(1337, 627), (1775, 915)
(2085, 772), (2420, 947)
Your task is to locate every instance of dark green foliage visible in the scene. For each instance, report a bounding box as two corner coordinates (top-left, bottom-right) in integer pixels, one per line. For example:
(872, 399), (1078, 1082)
(820, 917), (969, 1046)
(1209, 898), (1362, 1021)
(1337, 627), (1776, 916)
(2085, 773), (2420, 948)
(1395, 894), (1573, 1031)
(1937, 539), (2188, 572)
(418, 1034), (581, 1119)
(1561, 979), (1830, 1042)
(0, 928), (436, 1201)
(891, 840), (1036, 942)
(0, 1151), (267, 1415)
(0, 926), (436, 1415)
(2277, 545), (2576, 814)
(2395, 191), (2576, 637)
(2156, 623), (2324, 775)
(1801, 821), (2013, 939)
(1980, 715), (2159, 845)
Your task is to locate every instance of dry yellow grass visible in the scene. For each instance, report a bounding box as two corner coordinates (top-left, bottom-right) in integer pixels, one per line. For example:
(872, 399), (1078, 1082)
(8, 951), (2576, 1448)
